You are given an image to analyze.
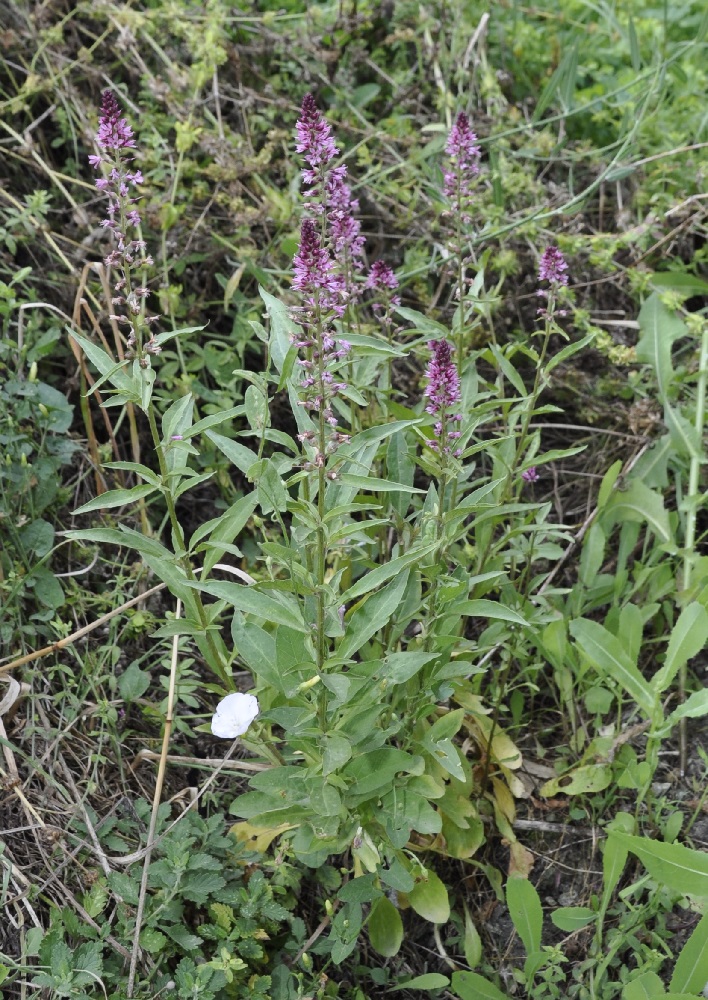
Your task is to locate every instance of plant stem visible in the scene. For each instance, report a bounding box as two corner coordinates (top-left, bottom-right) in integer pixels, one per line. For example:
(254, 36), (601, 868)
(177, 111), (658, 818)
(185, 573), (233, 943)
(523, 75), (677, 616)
(146, 403), (229, 687)
(679, 319), (708, 773)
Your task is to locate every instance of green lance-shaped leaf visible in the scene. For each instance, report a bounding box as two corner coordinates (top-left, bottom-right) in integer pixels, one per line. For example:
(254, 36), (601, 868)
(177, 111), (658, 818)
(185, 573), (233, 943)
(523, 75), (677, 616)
(72, 484), (157, 517)
(610, 831), (708, 897)
(451, 971), (511, 1000)
(670, 911), (708, 994)
(635, 292), (688, 397)
(506, 876), (543, 957)
(569, 618), (654, 717)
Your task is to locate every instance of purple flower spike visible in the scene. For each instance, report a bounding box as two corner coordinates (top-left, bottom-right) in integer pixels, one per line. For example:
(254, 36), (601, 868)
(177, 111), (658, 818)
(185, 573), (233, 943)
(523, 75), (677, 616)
(95, 91), (136, 151)
(424, 339), (461, 416)
(296, 93), (339, 170)
(538, 246), (569, 287)
(443, 111), (481, 205)
(366, 260), (399, 292)
(522, 466), (540, 483)
(293, 219), (337, 295)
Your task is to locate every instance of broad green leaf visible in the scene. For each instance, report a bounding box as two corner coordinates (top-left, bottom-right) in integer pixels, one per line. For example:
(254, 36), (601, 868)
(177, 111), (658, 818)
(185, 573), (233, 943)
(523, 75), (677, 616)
(343, 748), (419, 798)
(341, 541), (437, 602)
(635, 293), (687, 396)
(569, 618), (654, 717)
(383, 651), (438, 684)
(390, 973), (451, 991)
(622, 971), (665, 1000)
(610, 831), (708, 896)
(649, 271), (708, 296)
(322, 733), (352, 776)
(339, 571), (410, 660)
(367, 895), (403, 957)
(226, 609), (291, 679)
(540, 763), (613, 797)
(72, 484), (157, 516)
(408, 869), (450, 924)
(118, 662), (151, 702)
(652, 603), (708, 694)
(29, 567), (64, 609)
(457, 600), (530, 626)
(205, 429), (259, 475)
(670, 912), (708, 994)
(600, 478), (671, 544)
(451, 971), (511, 1000)
(19, 519), (54, 558)
(665, 403), (702, 460)
(550, 907), (596, 931)
(506, 876), (543, 956)
(192, 580), (306, 632)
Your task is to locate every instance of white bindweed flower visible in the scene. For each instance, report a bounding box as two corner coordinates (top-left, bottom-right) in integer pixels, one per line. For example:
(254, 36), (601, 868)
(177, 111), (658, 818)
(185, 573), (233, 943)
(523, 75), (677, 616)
(211, 692), (259, 739)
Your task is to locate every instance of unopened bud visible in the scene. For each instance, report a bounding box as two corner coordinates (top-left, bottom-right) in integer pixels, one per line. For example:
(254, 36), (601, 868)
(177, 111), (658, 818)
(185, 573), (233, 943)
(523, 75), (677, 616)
(38, 403), (49, 417)
(28, 361), (38, 382)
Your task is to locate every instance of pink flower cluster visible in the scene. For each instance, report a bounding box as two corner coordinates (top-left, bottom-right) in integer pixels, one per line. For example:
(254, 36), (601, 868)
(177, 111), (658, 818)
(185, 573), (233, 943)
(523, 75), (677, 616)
(89, 91), (159, 359)
(424, 340), (463, 455)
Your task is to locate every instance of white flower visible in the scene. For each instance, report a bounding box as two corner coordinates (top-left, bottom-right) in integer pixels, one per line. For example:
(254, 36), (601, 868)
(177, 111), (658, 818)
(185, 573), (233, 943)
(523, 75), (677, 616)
(211, 692), (259, 739)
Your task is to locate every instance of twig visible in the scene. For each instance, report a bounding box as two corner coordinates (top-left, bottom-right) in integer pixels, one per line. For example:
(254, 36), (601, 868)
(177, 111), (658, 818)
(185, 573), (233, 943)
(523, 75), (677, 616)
(0, 582), (166, 673)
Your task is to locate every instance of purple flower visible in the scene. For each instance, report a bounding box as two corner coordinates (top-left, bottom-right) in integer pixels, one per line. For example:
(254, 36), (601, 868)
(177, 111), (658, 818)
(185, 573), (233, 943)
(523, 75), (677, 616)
(292, 219), (337, 295)
(95, 90), (136, 151)
(366, 260), (399, 293)
(522, 466), (540, 483)
(424, 339), (461, 416)
(538, 246), (569, 287)
(296, 93), (339, 170)
(443, 112), (481, 206)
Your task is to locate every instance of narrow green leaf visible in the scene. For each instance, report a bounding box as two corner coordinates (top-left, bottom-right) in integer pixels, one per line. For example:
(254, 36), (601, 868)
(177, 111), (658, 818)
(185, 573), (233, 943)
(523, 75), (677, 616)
(569, 619), (654, 717)
(635, 293), (687, 396)
(390, 973), (450, 991)
(600, 478), (671, 544)
(550, 907), (596, 931)
(457, 600), (530, 627)
(653, 603), (708, 695)
(670, 912), (708, 994)
(451, 971), (511, 1000)
(72, 485), (157, 516)
(339, 473), (423, 494)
